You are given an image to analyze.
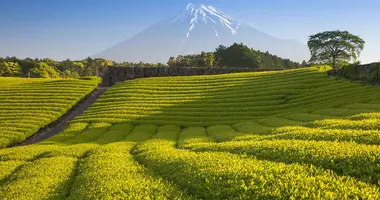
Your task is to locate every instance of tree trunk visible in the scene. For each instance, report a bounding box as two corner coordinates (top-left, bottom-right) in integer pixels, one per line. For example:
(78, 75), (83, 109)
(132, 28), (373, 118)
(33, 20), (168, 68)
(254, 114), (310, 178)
(332, 56), (336, 68)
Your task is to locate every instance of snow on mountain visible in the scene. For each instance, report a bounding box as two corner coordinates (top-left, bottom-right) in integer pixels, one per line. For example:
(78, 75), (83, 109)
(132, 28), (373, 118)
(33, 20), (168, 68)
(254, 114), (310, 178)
(169, 3), (239, 38)
(94, 3), (309, 63)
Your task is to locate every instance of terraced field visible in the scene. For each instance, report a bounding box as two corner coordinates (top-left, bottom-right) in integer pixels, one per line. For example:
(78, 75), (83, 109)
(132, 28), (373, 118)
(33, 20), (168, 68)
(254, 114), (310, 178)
(73, 66), (380, 126)
(0, 77), (100, 148)
(1, 66), (380, 199)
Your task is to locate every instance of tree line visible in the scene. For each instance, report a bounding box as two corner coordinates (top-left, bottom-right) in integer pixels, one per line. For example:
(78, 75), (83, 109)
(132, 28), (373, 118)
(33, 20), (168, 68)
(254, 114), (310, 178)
(1, 29), (366, 78)
(168, 43), (306, 69)
(0, 57), (168, 78)
(0, 43), (305, 78)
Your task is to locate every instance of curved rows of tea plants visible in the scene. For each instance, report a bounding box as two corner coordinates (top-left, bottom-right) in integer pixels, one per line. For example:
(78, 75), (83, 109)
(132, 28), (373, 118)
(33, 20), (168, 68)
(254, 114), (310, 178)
(0, 77), (100, 148)
(1, 66), (380, 198)
(73, 66), (380, 127)
(1, 122), (380, 199)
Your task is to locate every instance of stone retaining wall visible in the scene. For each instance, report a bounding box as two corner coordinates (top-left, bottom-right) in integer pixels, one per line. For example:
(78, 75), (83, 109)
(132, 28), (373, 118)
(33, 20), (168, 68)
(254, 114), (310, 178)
(327, 63), (375, 76)
(102, 66), (285, 86)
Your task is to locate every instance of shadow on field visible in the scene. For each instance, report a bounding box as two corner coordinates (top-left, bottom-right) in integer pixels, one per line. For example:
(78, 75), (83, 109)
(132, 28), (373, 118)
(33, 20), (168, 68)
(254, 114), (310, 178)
(108, 69), (380, 129)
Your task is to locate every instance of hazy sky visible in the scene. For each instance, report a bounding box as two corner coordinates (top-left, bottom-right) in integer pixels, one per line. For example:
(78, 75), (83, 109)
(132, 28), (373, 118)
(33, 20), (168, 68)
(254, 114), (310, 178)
(0, 0), (379, 63)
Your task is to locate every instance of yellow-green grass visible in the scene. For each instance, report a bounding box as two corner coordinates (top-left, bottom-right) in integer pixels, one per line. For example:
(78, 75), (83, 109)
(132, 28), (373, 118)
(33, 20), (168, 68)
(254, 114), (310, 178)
(0, 77), (100, 148)
(1, 66), (380, 198)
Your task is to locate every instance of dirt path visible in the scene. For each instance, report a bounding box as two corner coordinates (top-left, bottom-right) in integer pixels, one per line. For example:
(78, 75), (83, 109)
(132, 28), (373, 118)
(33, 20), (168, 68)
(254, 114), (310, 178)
(17, 87), (109, 146)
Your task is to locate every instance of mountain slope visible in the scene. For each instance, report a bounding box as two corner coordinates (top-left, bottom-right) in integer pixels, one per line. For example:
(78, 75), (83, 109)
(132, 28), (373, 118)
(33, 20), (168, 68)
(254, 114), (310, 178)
(95, 3), (309, 63)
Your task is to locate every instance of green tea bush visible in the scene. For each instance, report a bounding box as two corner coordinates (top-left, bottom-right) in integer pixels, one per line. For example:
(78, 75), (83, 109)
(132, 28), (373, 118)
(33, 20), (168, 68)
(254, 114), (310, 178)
(185, 139), (380, 184)
(68, 142), (188, 200)
(0, 77), (99, 147)
(0, 156), (76, 199)
(1, 66), (380, 198)
(134, 139), (380, 199)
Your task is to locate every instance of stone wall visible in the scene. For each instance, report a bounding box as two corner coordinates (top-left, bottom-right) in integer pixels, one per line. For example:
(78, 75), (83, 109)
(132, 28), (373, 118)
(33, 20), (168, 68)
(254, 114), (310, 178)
(102, 66), (285, 86)
(327, 63), (375, 76)
(327, 62), (380, 84)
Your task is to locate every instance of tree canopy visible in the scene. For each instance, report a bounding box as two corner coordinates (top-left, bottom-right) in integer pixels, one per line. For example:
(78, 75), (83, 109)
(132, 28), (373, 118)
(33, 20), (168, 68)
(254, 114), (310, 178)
(214, 43), (262, 68)
(29, 62), (60, 78)
(0, 57), (166, 78)
(0, 62), (21, 76)
(168, 43), (304, 69)
(307, 30), (365, 68)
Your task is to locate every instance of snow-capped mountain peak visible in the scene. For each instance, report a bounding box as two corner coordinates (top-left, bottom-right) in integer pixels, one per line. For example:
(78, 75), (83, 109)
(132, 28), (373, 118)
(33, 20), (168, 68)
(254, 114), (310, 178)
(170, 3), (240, 38)
(94, 3), (309, 63)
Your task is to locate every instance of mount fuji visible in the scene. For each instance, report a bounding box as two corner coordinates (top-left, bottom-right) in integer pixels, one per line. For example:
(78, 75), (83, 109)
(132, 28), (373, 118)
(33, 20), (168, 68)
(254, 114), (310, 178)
(94, 3), (309, 63)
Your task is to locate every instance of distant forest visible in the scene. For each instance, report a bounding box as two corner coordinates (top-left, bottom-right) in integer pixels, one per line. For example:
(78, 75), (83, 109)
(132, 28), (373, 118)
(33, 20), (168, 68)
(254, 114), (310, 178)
(0, 43), (306, 78)
(169, 43), (306, 69)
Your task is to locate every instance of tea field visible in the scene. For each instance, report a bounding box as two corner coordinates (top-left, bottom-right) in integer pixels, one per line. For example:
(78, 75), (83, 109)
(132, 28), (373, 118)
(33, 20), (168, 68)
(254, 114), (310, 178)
(0, 77), (100, 148)
(1, 66), (380, 199)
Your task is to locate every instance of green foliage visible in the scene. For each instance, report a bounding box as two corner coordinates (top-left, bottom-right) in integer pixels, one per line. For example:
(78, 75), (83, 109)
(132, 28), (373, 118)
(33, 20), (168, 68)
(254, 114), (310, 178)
(0, 47), (302, 78)
(79, 76), (102, 83)
(207, 125), (243, 142)
(185, 139), (380, 185)
(0, 144), (98, 161)
(124, 124), (157, 142)
(0, 156), (76, 199)
(308, 30), (365, 68)
(232, 121), (272, 134)
(168, 51), (215, 68)
(68, 142), (188, 200)
(0, 160), (26, 180)
(257, 117), (305, 127)
(93, 123), (134, 144)
(177, 126), (210, 147)
(73, 67), (380, 126)
(0, 62), (21, 76)
(341, 63), (361, 79)
(312, 108), (370, 117)
(368, 62), (380, 83)
(337, 62), (380, 84)
(64, 123), (111, 145)
(28, 62), (60, 78)
(168, 43), (301, 69)
(214, 43), (262, 68)
(2, 66), (380, 198)
(0, 56), (121, 78)
(152, 125), (181, 140)
(134, 139), (380, 199)
(270, 126), (380, 145)
(0, 78), (99, 147)
(42, 123), (89, 144)
(283, 113), (334, 122)
(258, 51), (301, 69)
(310, 118), (380, 130)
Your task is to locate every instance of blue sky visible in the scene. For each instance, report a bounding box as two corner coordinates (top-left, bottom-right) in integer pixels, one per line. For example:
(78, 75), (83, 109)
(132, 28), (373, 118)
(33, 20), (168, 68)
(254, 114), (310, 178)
(0, 0), (379, 63)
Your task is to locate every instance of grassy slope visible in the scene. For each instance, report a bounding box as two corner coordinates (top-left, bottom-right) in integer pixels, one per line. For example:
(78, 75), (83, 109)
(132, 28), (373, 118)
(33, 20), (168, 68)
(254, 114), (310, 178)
(1, 67), (380, 198)
(0, 77), (100, 148)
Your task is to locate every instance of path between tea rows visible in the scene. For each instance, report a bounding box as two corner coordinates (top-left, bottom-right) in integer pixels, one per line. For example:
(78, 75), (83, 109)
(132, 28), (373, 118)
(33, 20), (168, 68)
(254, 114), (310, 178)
(17, 87), (109, 146)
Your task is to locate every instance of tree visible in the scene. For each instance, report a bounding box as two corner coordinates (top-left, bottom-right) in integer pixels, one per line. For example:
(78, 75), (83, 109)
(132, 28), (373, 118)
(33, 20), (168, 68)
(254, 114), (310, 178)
(93, 58), (113, 76)
(167, 57), (176, 67)
(28, 62), (60, 78)
(307, 30), (365, 68)
(301, 60), (308, 67)
(214, 45), (227, 67)
(42, 58), (58, 67)
(19, 58), (38, 75)
(214, 43), (261, 68)
(0, 62), (21, 76)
